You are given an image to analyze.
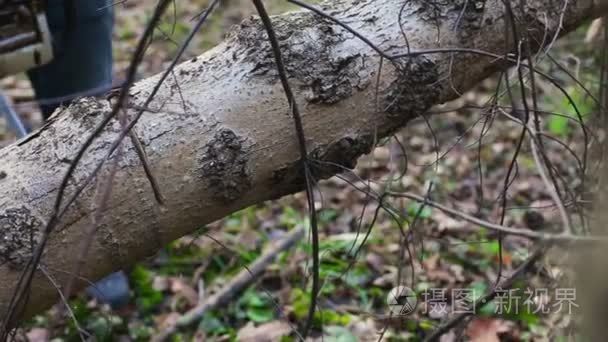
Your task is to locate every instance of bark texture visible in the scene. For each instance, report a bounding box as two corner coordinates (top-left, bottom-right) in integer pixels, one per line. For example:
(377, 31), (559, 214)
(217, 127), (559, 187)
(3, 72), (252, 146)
(0, 0), (606, 321)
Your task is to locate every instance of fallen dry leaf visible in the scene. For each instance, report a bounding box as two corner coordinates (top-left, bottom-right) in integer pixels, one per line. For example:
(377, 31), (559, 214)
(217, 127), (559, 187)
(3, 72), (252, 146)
(236, 321), (292, 342)
(422, 254), (440, 271)
(366, 252), (385, 273)
(153, 276), (169, 292)
(170, 278), (199, 307)
(156, 312), (181, 330)
(466, 318), (511, 342)
(26, 328), (50, 342)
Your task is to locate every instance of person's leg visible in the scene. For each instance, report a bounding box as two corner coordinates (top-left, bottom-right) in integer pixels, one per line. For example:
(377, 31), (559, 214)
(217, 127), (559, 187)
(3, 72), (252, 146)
(27, 0), (114, 118)
(27, 1), (130, 308)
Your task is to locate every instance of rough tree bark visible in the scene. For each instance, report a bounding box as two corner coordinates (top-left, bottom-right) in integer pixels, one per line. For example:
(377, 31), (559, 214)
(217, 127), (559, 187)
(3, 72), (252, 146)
(0, 0), (606, 322)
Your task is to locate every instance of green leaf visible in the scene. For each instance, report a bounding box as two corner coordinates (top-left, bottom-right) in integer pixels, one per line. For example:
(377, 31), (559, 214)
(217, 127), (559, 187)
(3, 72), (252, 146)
(128, 323), (153, 340)
(291, 288), (310, 320)
(546, 86), (594, 137)
(419, 319), (435, 331)
(86, 316), (112, 339)
(170, 334), (188, 342)
(481, 240), (501, 256)
(246, 306), (274, 323)
(130, 266), (163, 312)
(407, 203), (432, 219)
(548, 114), (569, 136)
(249, 295), (266, 307)
(479, 301), (497, 316)
(199, 313), (228, 335)
(280, 206), (305, 228)
(239, 290), (274, 323)
(319, 310), (351, 326)
(512, 309), (539, 326)
(324, 326), (358, 342)
(69, 298), (91, 322)
(319, 209), (339, 223)
(469, 281), (487, 301)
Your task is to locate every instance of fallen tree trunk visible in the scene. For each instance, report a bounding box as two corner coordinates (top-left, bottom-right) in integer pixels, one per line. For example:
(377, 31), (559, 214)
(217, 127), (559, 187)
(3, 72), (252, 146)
(0, 0), (605, 322)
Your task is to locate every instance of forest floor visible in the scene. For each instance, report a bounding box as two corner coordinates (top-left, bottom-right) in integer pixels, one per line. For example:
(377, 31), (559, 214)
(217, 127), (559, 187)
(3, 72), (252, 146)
(0, 1), (599, 341)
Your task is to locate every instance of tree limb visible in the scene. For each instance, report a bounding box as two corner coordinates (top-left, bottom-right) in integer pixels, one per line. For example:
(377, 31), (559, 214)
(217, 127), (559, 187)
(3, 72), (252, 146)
(0, 0), (606, 323)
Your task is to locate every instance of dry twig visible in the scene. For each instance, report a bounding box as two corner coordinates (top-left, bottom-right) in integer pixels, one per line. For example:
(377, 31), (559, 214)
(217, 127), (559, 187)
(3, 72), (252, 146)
(152, 226), (305, 341)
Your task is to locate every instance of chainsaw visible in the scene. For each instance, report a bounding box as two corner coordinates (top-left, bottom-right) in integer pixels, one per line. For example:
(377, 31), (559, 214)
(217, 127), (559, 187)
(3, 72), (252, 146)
(0, 0), (53, 138)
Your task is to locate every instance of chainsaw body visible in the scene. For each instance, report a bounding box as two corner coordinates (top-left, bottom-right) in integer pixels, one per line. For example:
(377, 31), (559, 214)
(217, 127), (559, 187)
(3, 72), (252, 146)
(0, 0), (53, 77)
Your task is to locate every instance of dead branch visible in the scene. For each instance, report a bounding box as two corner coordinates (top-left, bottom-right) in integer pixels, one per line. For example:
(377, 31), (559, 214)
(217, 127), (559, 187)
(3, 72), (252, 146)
(153, 226), (305, 341)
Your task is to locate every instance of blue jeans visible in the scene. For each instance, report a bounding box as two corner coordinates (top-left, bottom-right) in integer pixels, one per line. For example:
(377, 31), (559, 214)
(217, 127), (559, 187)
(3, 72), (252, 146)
(28, 1), (129, 308)
(27, 0), (114, 118)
